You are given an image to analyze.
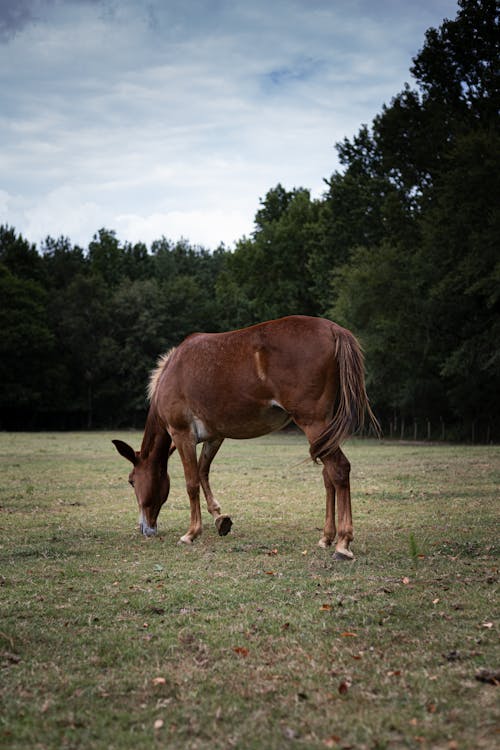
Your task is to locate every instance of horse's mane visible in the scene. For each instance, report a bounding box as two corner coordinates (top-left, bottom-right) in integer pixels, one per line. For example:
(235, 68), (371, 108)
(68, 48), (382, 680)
(147, 348), (176, 402)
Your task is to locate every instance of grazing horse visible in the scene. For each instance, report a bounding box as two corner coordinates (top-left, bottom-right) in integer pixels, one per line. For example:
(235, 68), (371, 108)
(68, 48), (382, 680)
(113, 315), (379, 560)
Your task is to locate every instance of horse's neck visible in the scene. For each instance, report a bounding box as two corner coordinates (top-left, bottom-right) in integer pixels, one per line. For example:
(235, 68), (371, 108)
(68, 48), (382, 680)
(140, 406), (171, 464)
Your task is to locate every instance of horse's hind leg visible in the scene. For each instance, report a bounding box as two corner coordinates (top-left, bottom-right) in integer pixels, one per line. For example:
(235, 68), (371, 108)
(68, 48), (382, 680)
(319, 466), (336, 549)
(199, 439), (232, 536)
(322, 448), (354, 560)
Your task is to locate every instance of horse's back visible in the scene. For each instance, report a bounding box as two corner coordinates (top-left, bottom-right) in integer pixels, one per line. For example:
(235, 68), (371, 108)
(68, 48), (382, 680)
(155, 317), (342, 434)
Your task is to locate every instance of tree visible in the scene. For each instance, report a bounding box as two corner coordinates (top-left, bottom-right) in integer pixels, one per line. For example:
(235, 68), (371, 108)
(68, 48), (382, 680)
(88, 228), (125, 287)
(52, 274), (114, 428)
(0, 264), (54, 426)
(0, 225), (46, 283)
(324, 0), (500, 438)
(225, 186), (321, 321)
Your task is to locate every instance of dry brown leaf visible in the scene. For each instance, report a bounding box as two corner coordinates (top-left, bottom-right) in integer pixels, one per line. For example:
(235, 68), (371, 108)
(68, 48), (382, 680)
(323, 735), (341, 747)
(233, 646), (249, 657)
(338, 680), (350, 695)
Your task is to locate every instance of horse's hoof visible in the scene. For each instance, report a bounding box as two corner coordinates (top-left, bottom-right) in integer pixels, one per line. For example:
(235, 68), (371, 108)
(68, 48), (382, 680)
(179, 534), (193, 545)
(333, 550), (354, 561)
(215, 515), (233, 536)
(318, 537), (333, 549)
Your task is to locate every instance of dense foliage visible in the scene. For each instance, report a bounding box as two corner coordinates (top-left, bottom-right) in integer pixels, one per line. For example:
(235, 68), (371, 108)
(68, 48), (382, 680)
(1, 0), (498, 438)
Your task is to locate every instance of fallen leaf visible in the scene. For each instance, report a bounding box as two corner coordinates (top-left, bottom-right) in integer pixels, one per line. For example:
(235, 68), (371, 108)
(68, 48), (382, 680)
(482, 622), (493, 629)
(402, 577), (410, 585)
(323, 735), (341, 747)
(338, 680), (350, 695)
(152, 677), (166, 686)
(154, 719), (164, 730)
(320, 604), (332, 611)
(233, 647), (249, 657)
(301, 550), (308, 556)
(265, 571), (276, 576)
(432, 598), (440, 604)
(281, 622), (290, 631)
(340, 632), (358, 638)
(387, 670), (402, 677)
(427, 703), (437, 713)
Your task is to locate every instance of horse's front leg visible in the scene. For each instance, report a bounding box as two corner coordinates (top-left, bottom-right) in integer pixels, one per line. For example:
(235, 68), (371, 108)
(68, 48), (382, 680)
(199, 439), (233, 536)
(172, 432), (203, 544)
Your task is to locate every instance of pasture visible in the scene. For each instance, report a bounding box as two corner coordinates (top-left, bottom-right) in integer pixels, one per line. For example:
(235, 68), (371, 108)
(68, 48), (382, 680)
(0, 432), (498, 749)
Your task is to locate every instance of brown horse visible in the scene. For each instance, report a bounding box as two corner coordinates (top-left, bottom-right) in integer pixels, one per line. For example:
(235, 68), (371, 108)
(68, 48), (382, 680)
(113, 315), (379, 559)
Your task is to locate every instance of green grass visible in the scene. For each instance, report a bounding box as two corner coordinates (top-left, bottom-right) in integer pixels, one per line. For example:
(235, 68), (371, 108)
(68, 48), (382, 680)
(0, 432), (498, 749)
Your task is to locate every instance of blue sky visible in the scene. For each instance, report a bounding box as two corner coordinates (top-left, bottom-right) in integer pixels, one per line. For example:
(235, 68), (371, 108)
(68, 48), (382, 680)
(0, 0), (458, 249)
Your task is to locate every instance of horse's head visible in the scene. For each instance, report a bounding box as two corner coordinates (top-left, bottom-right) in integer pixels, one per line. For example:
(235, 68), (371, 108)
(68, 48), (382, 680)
(112, 439), (170, 536)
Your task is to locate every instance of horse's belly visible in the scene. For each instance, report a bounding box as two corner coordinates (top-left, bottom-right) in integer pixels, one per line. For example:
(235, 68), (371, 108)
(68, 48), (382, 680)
(216, 403), (292, 440)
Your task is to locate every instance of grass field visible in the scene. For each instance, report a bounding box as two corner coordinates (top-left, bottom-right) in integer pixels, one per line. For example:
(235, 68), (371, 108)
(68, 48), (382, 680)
(0, 431), (498, 749)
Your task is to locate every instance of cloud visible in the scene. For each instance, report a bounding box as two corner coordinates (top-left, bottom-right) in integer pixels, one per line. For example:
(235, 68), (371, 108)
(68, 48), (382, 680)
(114, 208), (253, 249)
(0, 0), (105, 41)
(0, 0), (459, 249)
(0, 0), (36, 40)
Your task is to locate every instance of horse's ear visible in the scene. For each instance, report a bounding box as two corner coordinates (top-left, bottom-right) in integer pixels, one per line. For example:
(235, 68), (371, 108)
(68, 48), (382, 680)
(112, 439), (138, 465)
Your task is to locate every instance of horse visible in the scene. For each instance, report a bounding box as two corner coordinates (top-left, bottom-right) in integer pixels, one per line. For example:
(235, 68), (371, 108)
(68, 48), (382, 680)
(112, 315), (379, 560)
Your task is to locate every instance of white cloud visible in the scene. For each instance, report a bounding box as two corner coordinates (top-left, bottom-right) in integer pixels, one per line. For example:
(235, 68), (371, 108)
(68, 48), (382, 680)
(0, 0), (459, 249)
(114, 208), (253, 249)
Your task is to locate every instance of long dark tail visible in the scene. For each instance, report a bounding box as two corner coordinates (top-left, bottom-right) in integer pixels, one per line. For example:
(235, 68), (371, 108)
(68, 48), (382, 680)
(309, 326), (380, 462)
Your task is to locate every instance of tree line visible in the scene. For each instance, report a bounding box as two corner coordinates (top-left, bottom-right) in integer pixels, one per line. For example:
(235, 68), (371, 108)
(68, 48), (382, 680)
(1, 0), (498, 439)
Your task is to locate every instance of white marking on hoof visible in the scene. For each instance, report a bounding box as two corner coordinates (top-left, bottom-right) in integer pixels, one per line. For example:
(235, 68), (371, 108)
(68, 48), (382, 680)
(318, 537), (333, 549)
(179, 534), (193, 544)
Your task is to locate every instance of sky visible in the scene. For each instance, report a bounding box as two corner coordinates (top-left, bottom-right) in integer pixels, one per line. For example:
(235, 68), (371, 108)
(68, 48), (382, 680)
(0, 0), (459, 251)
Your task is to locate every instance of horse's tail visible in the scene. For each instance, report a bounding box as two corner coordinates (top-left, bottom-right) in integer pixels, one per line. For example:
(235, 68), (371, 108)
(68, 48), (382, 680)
(309, 325), (380, 462)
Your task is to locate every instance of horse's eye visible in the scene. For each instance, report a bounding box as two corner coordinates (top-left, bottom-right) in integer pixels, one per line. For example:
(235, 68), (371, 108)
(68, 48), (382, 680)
(129, 479), (135, 487)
